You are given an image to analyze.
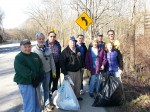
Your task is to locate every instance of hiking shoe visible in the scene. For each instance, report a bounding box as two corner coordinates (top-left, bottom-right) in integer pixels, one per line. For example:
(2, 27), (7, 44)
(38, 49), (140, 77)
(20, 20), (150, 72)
(80, 90), (85, 95)
(45, 105), (54, 111)
(89, 93), (94, 98)
(77, 97), (83, 101)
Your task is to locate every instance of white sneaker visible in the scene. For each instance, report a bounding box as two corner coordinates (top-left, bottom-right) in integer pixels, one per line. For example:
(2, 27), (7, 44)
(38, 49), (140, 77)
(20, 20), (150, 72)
(80, 90), (84, 95)
(45, 105), (55, 111)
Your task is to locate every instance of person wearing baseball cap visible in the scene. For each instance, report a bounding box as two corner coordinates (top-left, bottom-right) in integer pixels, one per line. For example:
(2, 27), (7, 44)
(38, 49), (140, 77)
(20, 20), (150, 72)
(14, 39), (44, 112)
(20, 39), (31, 45)
(88, 33), (105, 51)
(60, 36), (84, 101)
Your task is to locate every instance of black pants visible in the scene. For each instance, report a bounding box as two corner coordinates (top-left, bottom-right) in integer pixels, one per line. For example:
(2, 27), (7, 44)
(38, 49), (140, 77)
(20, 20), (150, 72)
(81, 70), (83, 90)
(49, 62), (60, 93)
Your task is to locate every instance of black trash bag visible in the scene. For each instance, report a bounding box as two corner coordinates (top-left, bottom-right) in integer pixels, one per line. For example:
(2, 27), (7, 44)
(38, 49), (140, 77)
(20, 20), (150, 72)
(92, 75), (124, 107)
(92, 93), (112, 107)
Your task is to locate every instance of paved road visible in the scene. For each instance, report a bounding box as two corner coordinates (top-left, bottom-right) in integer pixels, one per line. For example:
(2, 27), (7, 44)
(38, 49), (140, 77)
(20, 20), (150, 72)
(0, 43), (118, 112)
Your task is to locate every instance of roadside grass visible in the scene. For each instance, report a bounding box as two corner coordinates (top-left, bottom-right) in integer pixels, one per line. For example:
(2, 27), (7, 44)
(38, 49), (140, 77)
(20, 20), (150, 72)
(119, 73), (150, 112)
(121, 94), (150, 112)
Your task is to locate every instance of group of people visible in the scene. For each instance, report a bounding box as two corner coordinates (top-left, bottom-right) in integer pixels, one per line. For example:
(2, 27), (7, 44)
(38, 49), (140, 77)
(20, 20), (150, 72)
(13, 30), (123, 112)
(86, 30), (123, 97)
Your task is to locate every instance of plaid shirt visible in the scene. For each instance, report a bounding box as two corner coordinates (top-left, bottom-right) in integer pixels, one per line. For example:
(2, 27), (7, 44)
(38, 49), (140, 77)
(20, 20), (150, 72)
(49, 43), (60, 63)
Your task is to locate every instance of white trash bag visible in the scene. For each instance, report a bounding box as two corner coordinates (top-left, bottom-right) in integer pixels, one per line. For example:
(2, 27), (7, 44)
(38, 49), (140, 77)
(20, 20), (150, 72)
(52, 79), (80, 111)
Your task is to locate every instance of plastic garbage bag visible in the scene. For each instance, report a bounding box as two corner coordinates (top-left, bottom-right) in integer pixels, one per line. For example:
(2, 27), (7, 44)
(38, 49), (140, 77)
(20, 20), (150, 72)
(52, 79), (80, 111)
(92, 75), (124, 107)
(83, 69), (91, 78)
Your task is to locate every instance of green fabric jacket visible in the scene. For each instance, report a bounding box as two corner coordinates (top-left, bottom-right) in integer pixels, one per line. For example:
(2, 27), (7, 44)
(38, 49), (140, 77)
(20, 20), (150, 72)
(14, 52), (44, 85)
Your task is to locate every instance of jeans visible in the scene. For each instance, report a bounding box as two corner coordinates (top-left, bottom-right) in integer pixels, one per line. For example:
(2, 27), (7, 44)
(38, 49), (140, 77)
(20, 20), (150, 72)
(18, 84), (40, 112)
(106, 71), (121, 80)
(80, 69), (84, 90)
(89, 73), (102, 94)
(42, 71), (50, 106)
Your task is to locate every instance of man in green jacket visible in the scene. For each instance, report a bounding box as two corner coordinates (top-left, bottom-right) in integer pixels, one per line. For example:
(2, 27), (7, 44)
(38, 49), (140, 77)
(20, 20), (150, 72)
(14, 39), (44, 112)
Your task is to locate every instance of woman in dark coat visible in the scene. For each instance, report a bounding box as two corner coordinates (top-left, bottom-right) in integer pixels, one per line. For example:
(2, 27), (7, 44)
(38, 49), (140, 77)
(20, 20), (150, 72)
(85, 38), (107, 97)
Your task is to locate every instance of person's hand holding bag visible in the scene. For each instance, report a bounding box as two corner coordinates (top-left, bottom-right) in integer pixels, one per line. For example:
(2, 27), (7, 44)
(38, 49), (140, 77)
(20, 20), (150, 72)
(64, 75), (69, 80)
(52, 72), (56, 78)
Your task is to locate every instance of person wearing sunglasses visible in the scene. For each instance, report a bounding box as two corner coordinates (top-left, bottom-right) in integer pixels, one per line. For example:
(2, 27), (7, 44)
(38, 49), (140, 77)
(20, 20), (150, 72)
(106, 30), (123, 80)
(107, 30), (120, 50)
(45, 31), (61, 96)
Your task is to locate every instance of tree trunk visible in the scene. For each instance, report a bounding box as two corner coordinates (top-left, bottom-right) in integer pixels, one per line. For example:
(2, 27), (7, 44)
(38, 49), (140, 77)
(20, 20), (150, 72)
(129, 25), (136, 71)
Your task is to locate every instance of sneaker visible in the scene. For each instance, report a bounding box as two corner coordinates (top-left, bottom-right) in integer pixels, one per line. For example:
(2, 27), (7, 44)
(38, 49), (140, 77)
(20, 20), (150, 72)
(77, 97), (83, 101)
(89, 93), (94, 97)
(80, 90), (84, 95)
(45, 105), (55, 111)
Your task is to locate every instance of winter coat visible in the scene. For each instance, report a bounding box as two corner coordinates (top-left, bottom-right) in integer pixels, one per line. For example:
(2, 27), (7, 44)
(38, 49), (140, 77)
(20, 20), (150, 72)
(106, 49), (123, 72)
(14, 52), (44, 85)
(76, 43), (87, 67)
(32, 45), (56, 73)
(85, 48), (107, 75)
(88, 41), (106, 50)
(45, 39), (61, 55)
(60, 46), (83, 75)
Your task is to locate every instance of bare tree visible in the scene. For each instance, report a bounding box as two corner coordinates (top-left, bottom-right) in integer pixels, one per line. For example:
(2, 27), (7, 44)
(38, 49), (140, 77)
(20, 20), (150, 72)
(71, 0), (124, 38)
(0, 9), (4, 43)
(25, 3), (51, 35)
(129, 0), (137, 71)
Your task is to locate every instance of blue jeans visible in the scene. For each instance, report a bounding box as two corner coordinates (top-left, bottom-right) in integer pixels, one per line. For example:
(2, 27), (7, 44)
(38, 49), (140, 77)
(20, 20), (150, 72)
(89, 73), (102, 94)
(18, 84), (40, 112)
(42, 71), (51, 106)
(106, 71), (120, 80)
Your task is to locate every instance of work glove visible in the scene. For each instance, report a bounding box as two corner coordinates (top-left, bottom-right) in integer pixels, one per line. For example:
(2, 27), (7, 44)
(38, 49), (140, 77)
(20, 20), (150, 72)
(32, 73), (44, 88)
(64, 75), (69, 80)
(52, 72), (56, 78)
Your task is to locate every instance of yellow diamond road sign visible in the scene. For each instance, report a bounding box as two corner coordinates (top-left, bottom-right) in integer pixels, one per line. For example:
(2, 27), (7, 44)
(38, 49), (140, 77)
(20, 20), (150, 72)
(76, 12), (93, 30)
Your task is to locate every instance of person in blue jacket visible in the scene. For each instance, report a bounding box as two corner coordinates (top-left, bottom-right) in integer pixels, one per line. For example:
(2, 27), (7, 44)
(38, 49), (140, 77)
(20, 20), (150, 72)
(105, 42), (123, 80)
(76, 34), (87, 94)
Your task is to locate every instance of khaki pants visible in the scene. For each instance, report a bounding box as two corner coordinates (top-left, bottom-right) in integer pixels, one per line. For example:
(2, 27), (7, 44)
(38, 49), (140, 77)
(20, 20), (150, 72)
(68, 70), (81, 98)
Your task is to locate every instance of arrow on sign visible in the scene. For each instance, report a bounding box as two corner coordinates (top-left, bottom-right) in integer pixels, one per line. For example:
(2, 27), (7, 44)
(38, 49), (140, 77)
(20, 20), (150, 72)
(81, 17), (88, 26)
